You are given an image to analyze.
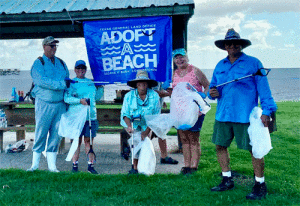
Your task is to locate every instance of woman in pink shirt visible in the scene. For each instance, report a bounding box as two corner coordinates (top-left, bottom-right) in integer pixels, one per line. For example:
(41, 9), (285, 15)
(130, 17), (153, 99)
(172, 48), (210, 175)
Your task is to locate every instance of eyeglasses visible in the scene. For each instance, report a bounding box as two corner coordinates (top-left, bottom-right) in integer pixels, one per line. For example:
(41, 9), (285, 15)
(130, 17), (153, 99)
(47, 45), (58, 48)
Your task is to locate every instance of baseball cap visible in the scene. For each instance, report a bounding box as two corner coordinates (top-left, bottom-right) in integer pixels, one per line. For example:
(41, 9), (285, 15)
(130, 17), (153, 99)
(75, 60), (87, 69)
(172, 48), (187, 58)
(42, 36), (59, 46)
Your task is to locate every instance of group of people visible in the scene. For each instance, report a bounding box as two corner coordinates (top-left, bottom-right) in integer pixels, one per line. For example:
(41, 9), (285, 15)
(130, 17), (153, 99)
(27, 28), (277, 200)
(27, 36), (101, 174)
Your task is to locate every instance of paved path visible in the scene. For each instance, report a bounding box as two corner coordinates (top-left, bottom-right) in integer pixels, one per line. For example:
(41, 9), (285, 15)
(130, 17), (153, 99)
(0, 132), (184, 174)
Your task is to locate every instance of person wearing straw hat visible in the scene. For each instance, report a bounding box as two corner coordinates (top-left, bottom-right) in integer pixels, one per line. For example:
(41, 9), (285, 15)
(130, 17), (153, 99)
(28, 36), (69, 173)
(208, 28), (277, 200)
(64, 60), (103, 174)
(120, 70), (178, 174)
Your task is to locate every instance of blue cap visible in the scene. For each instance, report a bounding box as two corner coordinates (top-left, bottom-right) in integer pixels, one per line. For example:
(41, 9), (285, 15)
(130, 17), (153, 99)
(75, 60), (86, 68)
(172, 48), (186, 58)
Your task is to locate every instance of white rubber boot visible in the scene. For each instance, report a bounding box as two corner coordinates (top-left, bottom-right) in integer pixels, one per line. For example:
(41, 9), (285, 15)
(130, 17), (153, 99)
(46, 152), (59, 172)
(27, 152), (41, 172)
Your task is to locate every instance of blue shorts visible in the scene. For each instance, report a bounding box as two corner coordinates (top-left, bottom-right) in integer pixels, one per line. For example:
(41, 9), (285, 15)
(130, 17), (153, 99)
(188, 114), (205, 132)
(80, 120), (99, 138)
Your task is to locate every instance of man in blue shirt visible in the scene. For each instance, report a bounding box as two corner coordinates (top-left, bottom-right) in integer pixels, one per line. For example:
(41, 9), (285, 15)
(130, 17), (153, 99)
(28, 36), (69, 172)
(208, 29), (277, 200)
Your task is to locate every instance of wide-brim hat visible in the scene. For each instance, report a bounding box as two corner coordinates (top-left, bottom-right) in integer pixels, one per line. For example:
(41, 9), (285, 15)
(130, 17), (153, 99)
(215, 28), (251, 50)
(127, 70), (158, 88)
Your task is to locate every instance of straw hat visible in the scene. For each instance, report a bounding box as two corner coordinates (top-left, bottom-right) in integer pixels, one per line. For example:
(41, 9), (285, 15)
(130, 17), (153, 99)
(127, 70), (158, 88)
(215, 28), (251, 50)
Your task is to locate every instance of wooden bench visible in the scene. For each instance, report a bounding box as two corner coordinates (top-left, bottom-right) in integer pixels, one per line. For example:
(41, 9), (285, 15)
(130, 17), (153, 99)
(0, 102), (126, 153)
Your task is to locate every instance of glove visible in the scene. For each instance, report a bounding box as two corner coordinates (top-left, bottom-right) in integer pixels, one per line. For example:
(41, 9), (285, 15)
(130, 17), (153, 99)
(85, 98), (90, 106)
(65, 78), (76, 88)
(198, 91), (206, 99)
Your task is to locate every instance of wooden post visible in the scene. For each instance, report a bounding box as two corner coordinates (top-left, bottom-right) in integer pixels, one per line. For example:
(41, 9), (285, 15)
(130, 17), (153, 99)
(16, 129), (25, 141)
(0, 130), (3, 153)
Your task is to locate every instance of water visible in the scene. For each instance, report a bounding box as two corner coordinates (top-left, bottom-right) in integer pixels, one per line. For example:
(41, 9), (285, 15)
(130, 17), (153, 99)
(0, 68), (299, 102)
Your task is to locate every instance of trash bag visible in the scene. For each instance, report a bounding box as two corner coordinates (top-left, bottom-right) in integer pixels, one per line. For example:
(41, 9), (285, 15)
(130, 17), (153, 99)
(171, 82), (211, 130)
(58, 104), (88, 161)
(58, 105), (88, 139)
(144, 114), (172, 139)
(137, 137), (156, 176)
(5, 140), (29, 153)
(248, 107), (272, 159)
(145, 82), (211, 134)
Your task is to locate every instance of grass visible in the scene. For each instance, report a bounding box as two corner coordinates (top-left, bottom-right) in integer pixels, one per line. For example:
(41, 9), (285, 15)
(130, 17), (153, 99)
(0, 101), (299, 205)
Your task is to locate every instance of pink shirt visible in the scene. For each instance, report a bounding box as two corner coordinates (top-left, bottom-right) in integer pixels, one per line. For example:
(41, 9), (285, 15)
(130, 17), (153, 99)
(172, 64), (203, 92)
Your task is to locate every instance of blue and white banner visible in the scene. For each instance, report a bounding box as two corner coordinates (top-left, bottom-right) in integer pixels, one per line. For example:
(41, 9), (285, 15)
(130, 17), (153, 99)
(83, 16), (172, 84)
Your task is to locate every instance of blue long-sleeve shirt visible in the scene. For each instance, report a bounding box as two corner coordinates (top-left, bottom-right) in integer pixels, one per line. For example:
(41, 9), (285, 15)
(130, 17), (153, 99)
(120, 89), (161, 131)
(208, 53), (277, 123)
(64, 78), (103, 121)
(31, 54), (69, 102)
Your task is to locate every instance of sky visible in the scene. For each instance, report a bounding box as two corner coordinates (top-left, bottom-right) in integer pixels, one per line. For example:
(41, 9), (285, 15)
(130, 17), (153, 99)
(0, 0), (299, 71)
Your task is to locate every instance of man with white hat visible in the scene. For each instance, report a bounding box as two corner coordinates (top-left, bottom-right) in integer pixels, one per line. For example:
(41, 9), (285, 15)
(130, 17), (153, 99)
(208, 29), (277, 200)
(120, 70), (178, 174)
(28, 36), (69, 172)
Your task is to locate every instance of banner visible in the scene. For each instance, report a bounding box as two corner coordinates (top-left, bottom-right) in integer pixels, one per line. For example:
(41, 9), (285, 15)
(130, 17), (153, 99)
(83, 16), (172, 84)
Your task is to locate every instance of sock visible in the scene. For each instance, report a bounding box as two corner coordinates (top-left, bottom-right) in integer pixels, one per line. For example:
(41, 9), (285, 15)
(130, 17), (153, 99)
(73, 161), (78, 165)
(222, 171), (232, 177)
(88, 161), (93, 165)
(255, 176), (265, 183)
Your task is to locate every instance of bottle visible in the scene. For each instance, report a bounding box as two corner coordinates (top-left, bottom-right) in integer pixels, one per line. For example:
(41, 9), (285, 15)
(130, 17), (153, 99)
(10, 87), (19, 102)
(0, 109), (7, 128)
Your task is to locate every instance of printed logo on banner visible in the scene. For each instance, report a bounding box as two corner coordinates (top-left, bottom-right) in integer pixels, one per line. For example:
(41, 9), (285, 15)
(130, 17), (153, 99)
(83, 16), (172, 84)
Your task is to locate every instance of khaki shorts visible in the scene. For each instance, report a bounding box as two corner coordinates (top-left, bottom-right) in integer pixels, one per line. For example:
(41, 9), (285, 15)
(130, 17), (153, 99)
(212, 120), (252, 151)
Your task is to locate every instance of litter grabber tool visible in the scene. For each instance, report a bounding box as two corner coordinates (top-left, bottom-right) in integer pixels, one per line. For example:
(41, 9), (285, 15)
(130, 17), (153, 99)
(129, 114), (141, 173)
(65, 78), (109, 86)
(86, 98), (96, 163)
(212, 68), (271, 88)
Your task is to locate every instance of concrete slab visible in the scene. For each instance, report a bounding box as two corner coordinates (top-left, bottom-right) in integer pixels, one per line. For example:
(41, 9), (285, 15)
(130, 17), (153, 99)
(0, 131), (184, 175)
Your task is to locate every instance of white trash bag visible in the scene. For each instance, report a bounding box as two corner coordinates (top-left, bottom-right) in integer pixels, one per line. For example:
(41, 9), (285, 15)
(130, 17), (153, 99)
(248, 106), (272, 159)
(137, 137), (156, 176)
(144, 114), (172, 139)
(171, 82), (211, 129)
(58, 105), (88, 161)
(146, 82), (211, 134)
(5, 140), (29, 153)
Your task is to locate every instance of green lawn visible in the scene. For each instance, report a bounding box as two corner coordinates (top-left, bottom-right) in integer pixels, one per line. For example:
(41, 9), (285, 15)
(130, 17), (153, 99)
(0, 101), (299, 205)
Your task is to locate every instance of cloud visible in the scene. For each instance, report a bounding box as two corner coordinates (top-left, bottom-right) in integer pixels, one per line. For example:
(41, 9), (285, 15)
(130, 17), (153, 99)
(193, 0), (300, 15)
(243, 19), (274, 49)
(272, 31), (282, 36)
(284, 44), (295, 48)
(206, 12), (245, 35)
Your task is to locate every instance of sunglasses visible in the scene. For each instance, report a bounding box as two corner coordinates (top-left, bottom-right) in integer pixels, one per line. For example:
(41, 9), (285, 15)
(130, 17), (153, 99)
(225, 42), (240, 47)
(47, 45), (58, 48)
